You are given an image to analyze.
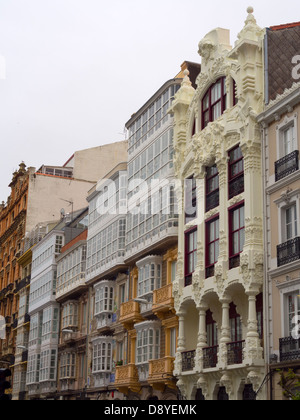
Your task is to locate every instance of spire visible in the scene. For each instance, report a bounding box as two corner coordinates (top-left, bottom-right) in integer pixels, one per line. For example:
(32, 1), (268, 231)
(237, 6), (264, 43)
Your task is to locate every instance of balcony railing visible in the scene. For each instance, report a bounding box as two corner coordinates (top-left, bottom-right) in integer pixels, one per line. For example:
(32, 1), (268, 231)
(152, 284), (174, 315)
(275, 150), (299, 182)
(227, 340), (245, 365)
(277, 237), (300, 267)
(279, 336), (300, 362)
(119, 300), (144, 328)
(115, 363), (141, 393)
(182, 350), (196, 372)
(203, 345), (218, 369)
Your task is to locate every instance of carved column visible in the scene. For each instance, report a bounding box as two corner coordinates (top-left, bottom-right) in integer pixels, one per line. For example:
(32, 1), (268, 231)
(196, 305), (208, 372)
(244, 291), (263, 364)
(218, 296), (231, 368)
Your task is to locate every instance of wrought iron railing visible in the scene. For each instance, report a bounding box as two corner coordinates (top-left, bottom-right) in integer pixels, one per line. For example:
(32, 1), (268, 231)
(182, 350), (196, 372)
(277, 237), (300, 267)
(203, 345), (218, 369)
(275, 150), (299, 182)
(279, 336), (300, 362)
(227, 340), (245, 365)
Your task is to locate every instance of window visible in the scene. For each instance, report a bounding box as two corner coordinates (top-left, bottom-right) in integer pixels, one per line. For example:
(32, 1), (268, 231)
(229, 204), (245, 269)
(230, 303), (242, 342)
(55, 236), (63, 254)
(185, 177), (197, 223)
(62, 302), (78, 329)
(284, 204), (298, 241)
(42, 306), (59, 342)
(287, 292), (300, 338)
(202, 77), (227, 129)
(94, 281), (114, 315)
(206, 217), (219, 278)
(206, 165), (219, 212)
(283, 125), (296, 156)
(228, 146), (244, 199)
(40, 349), (57, 382)
(60, 352), (76, 379)
(206, 310), (218, 347)
(137, 257), (162, 298)
(275, 117), (299, 181)
(136, 323), (160, 364)
(92, 339), (113, 373)
(185, 228), (197, 286)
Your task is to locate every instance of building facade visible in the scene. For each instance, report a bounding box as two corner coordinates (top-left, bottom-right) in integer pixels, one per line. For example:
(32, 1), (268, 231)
(114, 74), (191, 401)
(169, 8), (266, 400)
(258, 21), (300, 400)
(0, 163), (29, 373)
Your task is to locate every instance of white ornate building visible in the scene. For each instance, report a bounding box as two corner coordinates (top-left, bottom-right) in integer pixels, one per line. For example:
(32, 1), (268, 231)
(169, 8), (266, 400)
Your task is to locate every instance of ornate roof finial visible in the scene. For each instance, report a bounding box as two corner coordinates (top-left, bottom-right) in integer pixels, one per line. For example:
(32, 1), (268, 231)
(237, 5), (263, 42)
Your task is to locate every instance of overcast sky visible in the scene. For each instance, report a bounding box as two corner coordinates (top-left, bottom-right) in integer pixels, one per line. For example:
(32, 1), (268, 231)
(0, 0), (298, 201)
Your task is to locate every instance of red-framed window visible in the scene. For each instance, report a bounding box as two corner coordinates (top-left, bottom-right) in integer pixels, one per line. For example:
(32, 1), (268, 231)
(185, 176), (197, 224)
(185, 228), (197, 287)
(205, 216), (219, 278)
(228, 145), (244, 199)
(256, 293), (263, 340)
(229, 302), (242, 342)
(206, 165), (219, 212)
(206, 309), (218, 347)
(202, 77), (227, 129)
(229, 203), (245, 269)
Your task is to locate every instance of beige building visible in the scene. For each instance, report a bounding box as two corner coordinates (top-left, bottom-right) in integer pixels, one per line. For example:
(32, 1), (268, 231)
(26, 141), (128, 232)
(169, 8), (266, 400)
(258, 22), (300, 400)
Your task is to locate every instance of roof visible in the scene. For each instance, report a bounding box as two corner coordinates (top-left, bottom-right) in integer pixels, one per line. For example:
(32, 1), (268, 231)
(266, 23), (300, 102)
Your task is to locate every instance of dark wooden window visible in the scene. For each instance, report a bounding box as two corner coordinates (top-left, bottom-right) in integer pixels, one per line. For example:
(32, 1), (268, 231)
(185, 176), (197, 224)
(228, 146), (244, 199)
(185, 228), (197, 287)
(206, 165), (219, 212)
(205, 217), (219, 278)
(202, 77), (227, 129)
(229, 203), (245, 269)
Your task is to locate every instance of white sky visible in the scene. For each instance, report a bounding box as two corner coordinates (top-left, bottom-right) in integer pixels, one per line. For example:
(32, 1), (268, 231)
(0, 0), (299, 201)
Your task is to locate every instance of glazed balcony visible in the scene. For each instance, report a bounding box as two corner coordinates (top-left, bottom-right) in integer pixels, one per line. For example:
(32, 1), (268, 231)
(119, 300), (144, 329)
(148, 356), (176, 391)
(115, 363), (141, 394)
(152, 284), (175, 318)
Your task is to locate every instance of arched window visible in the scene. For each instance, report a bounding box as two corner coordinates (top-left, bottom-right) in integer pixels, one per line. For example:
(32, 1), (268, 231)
(202, 77), (227, 129)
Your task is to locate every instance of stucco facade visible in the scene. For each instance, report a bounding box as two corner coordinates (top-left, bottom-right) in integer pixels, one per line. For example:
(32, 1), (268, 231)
(169, 8), (266, 400)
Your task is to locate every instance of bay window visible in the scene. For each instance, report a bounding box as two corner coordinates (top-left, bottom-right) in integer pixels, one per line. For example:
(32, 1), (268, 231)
(60, 352), (76, 379)
(62, 302), (78, 329)
(94, 281), (114, 315)
(135, 321), (161, 364)
(92, 337), (113, 373)
(136, 256), (162, 298)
